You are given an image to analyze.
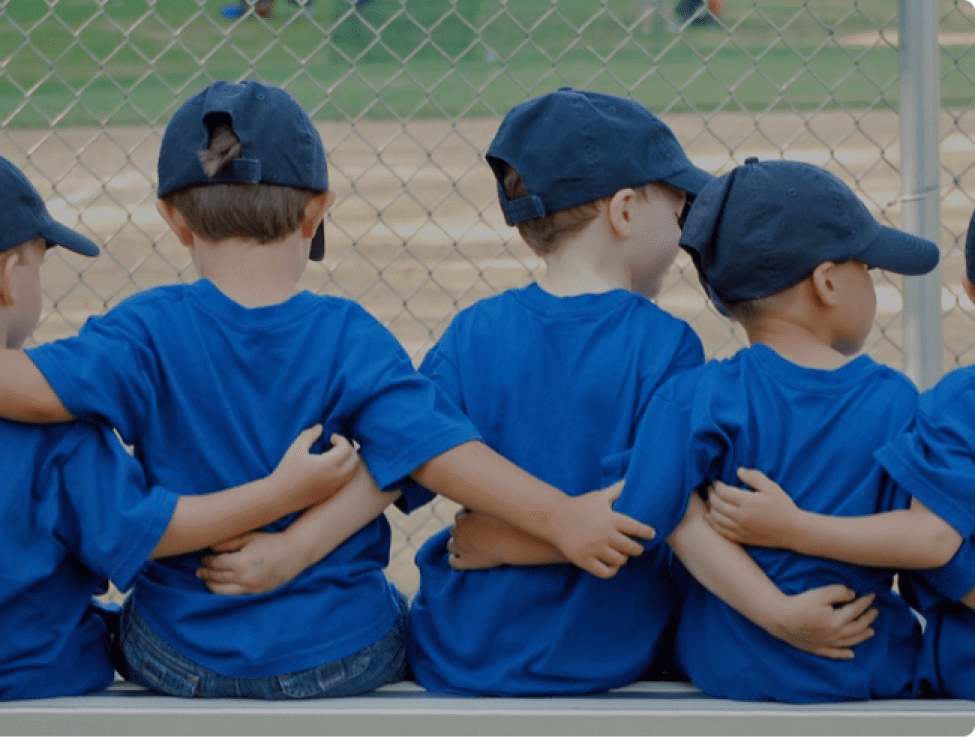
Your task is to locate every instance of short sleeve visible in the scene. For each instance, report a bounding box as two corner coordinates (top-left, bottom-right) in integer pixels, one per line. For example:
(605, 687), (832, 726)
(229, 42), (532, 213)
(915, 535), (975, 603)
(40, 423), (178, 591)
(668, 323), (706, 375)
(876, 398), (975, 539)
(27, 309), (156, 445)
(336, 311), (480, 496)
(392, 322), (469, 511)
(614, 391), (698, 541)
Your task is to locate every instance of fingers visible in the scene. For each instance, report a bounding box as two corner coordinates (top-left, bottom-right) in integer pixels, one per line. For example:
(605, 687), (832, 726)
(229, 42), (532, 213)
(736, 467), (766, 489)
(614, 513), (655, 542)
(837, 591), (877, 620)
(811, 646), (855, 661)
(709, 481), (749, 507)
(811, 584), (857, 607)
(584, 558), (617, 580)
(202, 581), (248, 596)
(704, 510), (744, 543)
(196, 564), (240, 584)
(736, 467), (778, 494)
(295, 424), (325, 451)
(601, 479), (626, 503)
(609, 530), (646, 558)
(208, 534), (253, 553)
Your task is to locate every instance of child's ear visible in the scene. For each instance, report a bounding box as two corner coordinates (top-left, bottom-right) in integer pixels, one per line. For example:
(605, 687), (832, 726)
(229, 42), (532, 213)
(301, 191), (336, 239)
(0, 249), (21, 307)
(964, 276), (975, 306)
(607, 188), (636, 238)
(809, 261), (840, 308)
(155, 199), (196, 248)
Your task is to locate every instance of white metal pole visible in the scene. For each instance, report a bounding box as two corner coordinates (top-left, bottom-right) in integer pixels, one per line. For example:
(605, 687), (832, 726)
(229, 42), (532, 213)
(899, 0), (943, 390)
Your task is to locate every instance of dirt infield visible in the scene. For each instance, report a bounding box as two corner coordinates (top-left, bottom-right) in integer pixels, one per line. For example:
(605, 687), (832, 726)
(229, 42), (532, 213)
(6, 109), (975, 592)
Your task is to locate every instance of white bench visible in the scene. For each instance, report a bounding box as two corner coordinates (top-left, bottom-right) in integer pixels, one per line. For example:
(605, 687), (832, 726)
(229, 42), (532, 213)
(2, 681), (974, 735)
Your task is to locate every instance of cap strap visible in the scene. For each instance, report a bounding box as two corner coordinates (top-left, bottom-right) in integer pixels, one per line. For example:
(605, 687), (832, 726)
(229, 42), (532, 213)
(230, 158), (262, 184)
(499, 193), (546, 226)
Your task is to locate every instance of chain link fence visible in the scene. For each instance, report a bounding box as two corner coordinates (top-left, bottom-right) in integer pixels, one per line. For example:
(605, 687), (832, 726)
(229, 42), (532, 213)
(3, 0), (975, 593)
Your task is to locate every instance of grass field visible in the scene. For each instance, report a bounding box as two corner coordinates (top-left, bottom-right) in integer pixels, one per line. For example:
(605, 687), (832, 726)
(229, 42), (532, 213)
(3, 0), (975, 128)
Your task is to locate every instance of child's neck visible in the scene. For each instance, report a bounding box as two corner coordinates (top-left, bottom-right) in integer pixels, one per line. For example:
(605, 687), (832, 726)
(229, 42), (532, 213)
(536, 226), (630, 298)
(192, 232), (308, 308)
(744, 315), (855, 370)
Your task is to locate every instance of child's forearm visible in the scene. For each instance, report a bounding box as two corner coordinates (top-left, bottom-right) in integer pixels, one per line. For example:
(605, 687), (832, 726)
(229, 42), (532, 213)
(152, 474), (300, 558)
(412, 441), (564, 538)
(268, 464), (401, 573)
(413, 443), (653, 578)
(153, 429), (365, 559)
(0, 351), (72, 423)
(782, 500), (962, 570)
(449, 510), (566, 569)
(669, 495), (794, 633)
(709, 471), (963, 570)
(669, 494), (876, 659)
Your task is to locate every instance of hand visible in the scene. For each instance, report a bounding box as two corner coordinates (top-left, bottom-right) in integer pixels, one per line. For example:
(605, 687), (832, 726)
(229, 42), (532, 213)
(549, 480), (656, 579)
(706, 467), (800, 548)
(271, 427), (359, 513)
(772, 584), (878, 660)
(447, 510), (512, 570)
(196, 531), (304, 595)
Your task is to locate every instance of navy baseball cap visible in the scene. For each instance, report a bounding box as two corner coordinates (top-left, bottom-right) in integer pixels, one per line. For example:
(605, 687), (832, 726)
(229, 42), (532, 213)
(965, 208), (975, 284)
(158, 81), (329, 261)
(680, 158), (940, 309)
(486, 87), (713, 226)
(0, 156), (99, 257)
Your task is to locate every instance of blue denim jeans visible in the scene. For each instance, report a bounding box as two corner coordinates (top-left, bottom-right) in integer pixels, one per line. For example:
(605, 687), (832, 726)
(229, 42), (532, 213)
(119, 595), (409, 699)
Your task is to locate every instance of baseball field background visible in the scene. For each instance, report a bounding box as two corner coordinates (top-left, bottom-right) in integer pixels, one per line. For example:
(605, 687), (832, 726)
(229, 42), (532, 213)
(3, 0), (975, 593)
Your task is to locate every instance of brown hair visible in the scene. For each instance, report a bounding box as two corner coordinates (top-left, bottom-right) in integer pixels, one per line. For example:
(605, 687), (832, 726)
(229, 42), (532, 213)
(501, 164), (661, 255)
(162, 122), (322, 244)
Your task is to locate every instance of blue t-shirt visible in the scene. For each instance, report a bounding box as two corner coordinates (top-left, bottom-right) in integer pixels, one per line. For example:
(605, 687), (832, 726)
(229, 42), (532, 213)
(616, 344), (922, 703)
(877, 366), (975, 698)
(27, 279), (480, 678)
(0, 420), (177, 700)
(408, 284), (704, 695)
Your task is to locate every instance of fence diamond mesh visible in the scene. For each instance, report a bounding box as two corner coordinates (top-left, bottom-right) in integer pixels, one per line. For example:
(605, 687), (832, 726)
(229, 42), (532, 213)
(3, 0), (975, 593)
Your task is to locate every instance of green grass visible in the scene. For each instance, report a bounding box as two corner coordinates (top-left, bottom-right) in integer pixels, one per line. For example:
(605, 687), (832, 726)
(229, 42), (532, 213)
(2, 0), (975, 127)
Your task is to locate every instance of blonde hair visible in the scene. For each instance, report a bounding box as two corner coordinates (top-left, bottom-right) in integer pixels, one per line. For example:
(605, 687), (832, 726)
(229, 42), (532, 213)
(501, 164), (665, 255)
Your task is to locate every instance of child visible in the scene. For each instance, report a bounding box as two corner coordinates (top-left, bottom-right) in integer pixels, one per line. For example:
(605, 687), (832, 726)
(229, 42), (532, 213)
(704, 209), (975, 699)
(0, 155), (360, 700)
(0, 81), (652, 699)
(404, 89), (882, 696)
(608, 157), (941, 702)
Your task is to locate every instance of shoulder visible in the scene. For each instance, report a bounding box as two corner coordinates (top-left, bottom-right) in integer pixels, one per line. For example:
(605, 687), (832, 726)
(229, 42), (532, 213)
(77, 283), (192, 333)
(857, 358), (920, 408)
(920, 366), (975, 417)
(0, 419), (120, 476)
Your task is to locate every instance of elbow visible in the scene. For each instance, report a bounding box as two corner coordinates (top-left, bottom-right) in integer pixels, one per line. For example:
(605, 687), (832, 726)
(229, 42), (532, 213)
(22, 402), (72, 424)
(924, 525), (964, 569)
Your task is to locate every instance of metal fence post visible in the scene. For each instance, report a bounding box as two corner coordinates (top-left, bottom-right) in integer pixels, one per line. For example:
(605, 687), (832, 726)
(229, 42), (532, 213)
(899, 0), (943, 390)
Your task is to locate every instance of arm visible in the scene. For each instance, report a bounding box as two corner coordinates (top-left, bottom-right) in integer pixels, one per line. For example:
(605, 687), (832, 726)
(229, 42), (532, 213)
(669, 493), (878, 659)
(448, 510), (566, 570)
(151, 427), (358, 558)
(413, 444), (654, 579)
(706, 467), (963, 569)
(0, 350), (72, 423)
(196, 460), (400, 595)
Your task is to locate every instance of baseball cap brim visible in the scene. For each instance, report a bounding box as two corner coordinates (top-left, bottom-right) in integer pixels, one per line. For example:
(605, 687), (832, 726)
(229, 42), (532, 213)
(965, 210), (975, 283)
(661, 164), (714, 197)
(39, 219), (100, 257)
(309, 221), (325, 261)
(857, 224), (939, 276)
